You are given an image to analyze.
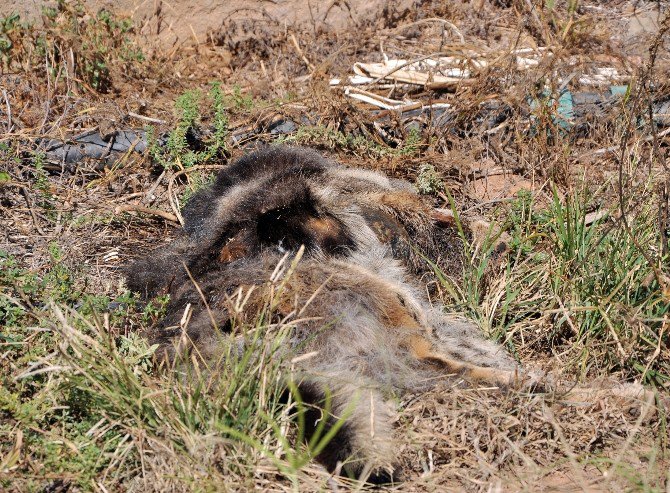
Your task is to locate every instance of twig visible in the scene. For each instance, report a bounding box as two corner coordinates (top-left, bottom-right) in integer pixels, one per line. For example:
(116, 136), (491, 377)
(601, 389), (656, 490)
(20, 187), (47, 236)
(522, 0), (548, 46)
(127, 112), (167, 125)
(582, 126), (670, 160)
(468, 167), (507, 180)
(553, 294), (580, 336)
(182, 261), (219, 333)
(113, 204), (179, 223)
(166, 164), (228, 226)
(144, 169), (167, 205)
(461, 196), (517, 213)
(369, 99), (451, 120)
(2, 89), (11, 132)
(166, 267), (212, 371)
(541, 407), (590, 493)
(168, 185), (184, 226)
(640, 318), (667, 381)
(289, 33), (315, 72)
(364, 51), (447, 86)
(660, 178), (669, 257)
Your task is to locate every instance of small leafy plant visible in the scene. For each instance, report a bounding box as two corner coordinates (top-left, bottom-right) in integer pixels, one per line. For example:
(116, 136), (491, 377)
(149, 82), (229, 170)
(278, 125), (424, 159)
(416, 163), (444, 195)
(0, 1), (144, 92)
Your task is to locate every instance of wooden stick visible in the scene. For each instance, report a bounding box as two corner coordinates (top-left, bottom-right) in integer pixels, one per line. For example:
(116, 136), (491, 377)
(127, 112), (167, 125)
(290, 33), (315, 72)
(114, 204), (179, 223)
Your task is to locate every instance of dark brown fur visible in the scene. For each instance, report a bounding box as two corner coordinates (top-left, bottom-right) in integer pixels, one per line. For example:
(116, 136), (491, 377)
(125, 146), (522, 481)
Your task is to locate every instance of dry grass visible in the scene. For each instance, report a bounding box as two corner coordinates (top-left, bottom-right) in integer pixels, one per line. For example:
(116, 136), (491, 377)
(1, 0), (670, 491)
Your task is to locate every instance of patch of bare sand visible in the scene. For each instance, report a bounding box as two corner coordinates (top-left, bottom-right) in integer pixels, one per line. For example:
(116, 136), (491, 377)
(1, 0), (416, 46)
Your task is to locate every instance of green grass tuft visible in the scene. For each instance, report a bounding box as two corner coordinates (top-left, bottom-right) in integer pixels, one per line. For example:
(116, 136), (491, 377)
(435, 185), (670, 383)
(1, 251), (343, 491)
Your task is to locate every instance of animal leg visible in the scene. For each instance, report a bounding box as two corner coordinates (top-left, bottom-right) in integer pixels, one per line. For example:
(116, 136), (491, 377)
(297, 373), (398, 483)
(407, 334), (526, 388)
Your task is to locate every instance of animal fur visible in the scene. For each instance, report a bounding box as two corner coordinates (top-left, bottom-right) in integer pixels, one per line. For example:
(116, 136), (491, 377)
(126, 146), (525, 481)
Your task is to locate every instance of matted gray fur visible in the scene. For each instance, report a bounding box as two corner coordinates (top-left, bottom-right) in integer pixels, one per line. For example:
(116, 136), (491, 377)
(125, 145), (522, 482)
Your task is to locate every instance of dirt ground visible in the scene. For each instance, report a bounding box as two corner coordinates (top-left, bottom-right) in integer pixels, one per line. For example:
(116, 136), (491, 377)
(1, 0), (670, 491)
(2, 0), (417, 47)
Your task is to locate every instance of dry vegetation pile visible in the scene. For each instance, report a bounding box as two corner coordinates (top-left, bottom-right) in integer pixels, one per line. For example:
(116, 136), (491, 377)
(1, 0), (669, 491)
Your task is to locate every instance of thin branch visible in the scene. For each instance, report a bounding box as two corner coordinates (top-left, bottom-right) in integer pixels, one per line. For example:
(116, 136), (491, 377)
(114, 204), (179, 223)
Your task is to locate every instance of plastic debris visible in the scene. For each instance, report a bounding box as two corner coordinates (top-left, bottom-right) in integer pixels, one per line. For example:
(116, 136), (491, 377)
(36, 129), (159, 165)
(32, 86), (668, 170)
